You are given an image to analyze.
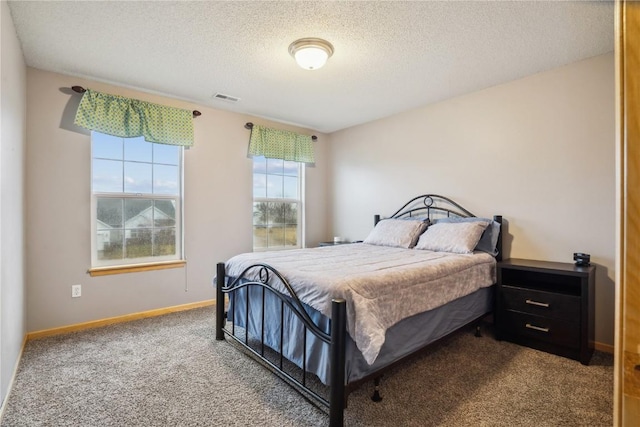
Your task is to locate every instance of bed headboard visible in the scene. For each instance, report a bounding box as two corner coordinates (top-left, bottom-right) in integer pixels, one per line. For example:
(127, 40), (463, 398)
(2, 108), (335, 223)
(374, 194), (503, 261)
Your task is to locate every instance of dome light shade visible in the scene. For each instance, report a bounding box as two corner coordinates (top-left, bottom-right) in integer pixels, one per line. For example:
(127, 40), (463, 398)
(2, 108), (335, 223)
(288, 38), (334, 70)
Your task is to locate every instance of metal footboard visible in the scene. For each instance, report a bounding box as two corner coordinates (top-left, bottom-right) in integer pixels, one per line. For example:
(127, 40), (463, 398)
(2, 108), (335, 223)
(215, 262), (347, 427)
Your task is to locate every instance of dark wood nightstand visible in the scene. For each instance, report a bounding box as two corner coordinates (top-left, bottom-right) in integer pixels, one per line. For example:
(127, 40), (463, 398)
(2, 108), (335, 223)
(495, 258), (595, 365)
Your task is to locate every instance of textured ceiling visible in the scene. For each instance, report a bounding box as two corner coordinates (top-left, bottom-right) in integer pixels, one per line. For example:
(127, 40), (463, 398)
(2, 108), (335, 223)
(8, 1), (614, 133)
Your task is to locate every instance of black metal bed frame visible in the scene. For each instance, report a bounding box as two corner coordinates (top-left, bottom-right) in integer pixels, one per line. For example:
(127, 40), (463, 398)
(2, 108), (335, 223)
(215, 194), (503, 427)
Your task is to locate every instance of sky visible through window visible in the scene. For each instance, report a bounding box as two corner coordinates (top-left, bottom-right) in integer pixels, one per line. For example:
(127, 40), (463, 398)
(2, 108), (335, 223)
(252, 156), (299, 199)
(92, 132), (179, 195)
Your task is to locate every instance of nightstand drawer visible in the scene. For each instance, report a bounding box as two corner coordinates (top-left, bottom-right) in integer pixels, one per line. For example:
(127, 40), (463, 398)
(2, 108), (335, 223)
(500, 285), (581, 321)
(501, 310), (580, 349)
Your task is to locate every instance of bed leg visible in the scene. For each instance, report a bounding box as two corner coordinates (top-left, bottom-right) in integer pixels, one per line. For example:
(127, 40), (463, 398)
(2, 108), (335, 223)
(330, 299), (347, 427)
(371, 376), (383, 402)
(475, 323), (482, 338)
(216, 262), (226, 341)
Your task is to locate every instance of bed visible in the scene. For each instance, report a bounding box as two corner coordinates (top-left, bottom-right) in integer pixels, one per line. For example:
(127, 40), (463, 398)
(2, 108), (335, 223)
(215, 194), (503, 426)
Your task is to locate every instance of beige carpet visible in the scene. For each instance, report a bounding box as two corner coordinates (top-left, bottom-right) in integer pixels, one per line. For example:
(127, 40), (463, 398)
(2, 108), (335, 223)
(0, 307), (612, 426)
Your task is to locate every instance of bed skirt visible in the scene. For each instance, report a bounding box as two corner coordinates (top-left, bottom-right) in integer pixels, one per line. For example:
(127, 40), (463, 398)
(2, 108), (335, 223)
(227, 285), (493, 385)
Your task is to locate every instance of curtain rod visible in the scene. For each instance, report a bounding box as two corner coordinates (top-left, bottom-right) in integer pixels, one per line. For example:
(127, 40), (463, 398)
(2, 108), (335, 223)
(71, 86), (201, 118)
(244, 122), (317, 140)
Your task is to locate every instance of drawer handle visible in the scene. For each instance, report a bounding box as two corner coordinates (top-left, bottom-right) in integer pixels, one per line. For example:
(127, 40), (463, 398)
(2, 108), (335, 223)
(525, 299), (550, 308)
(525, 323), (550, 333)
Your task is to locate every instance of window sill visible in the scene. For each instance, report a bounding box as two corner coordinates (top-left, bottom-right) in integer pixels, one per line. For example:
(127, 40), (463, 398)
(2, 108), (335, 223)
(88, 260), (186, 277)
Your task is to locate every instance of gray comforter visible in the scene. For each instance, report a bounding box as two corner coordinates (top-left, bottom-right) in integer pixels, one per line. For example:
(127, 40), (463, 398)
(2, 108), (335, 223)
(225, 243), (496, 365)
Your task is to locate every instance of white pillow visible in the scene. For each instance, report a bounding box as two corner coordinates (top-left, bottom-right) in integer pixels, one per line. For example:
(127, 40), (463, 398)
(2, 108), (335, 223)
(414, 221), (488, 254)
(363, 219), (428, 249)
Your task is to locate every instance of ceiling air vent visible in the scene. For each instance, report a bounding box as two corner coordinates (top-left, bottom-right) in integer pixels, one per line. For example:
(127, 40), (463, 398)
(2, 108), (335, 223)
(213, 93), (240, 103)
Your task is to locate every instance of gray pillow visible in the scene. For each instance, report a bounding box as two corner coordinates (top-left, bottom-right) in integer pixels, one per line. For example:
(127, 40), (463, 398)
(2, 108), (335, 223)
(414, 221), (489, 254)
(363, 219), (428, 249)
(433, 217), (500, 256)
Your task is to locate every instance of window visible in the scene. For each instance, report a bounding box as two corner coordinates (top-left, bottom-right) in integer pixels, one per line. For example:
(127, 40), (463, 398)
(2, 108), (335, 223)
(252, 156), (303, 250)
(91, 132), (182, 267)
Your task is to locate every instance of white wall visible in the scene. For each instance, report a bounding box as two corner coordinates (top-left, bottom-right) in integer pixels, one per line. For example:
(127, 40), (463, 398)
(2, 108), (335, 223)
(25, 68), (328, 331)
(0, 0), (27, 405)
(328, 53), (616, 345)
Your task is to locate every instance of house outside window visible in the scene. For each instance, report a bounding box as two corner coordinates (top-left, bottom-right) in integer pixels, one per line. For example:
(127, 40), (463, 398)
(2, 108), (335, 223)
(91, 132), (182, 267)
(252, 156), (303, 250)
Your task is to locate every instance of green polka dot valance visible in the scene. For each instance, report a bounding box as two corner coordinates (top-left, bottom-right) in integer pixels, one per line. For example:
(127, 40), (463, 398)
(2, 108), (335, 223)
(74, 89), (194, 147)
(248, 125), (315, 164)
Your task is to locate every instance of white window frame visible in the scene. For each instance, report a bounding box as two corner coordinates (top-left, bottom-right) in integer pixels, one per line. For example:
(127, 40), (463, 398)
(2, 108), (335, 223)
(252, 158), (305, 251)
(90, 132), (184, 268)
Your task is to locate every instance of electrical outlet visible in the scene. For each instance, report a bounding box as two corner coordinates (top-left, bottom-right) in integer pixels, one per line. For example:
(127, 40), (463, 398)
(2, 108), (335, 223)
(72, 284), (81, 298)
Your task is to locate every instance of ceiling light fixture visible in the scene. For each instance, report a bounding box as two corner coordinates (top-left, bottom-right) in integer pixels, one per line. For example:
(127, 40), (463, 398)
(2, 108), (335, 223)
(288, 38), (334, 71)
